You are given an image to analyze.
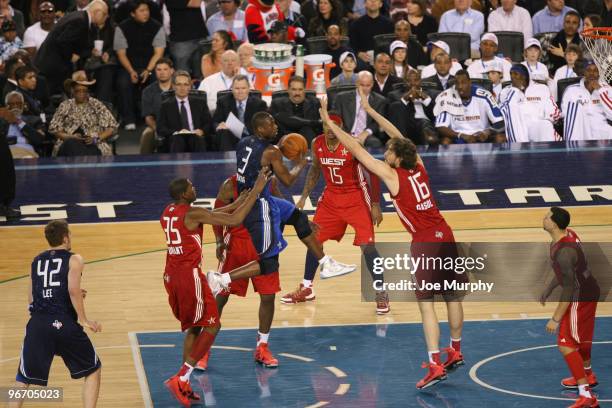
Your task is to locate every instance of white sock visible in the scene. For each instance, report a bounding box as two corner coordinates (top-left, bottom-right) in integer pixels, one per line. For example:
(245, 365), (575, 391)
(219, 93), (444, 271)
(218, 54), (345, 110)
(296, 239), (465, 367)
(257, 331), (269, 345)
(179, 363), (194, 382)
(221, 273), (232, 285)
(578, 384), (592, 398)
(318, 255), (330, 265)
(428, 350), (440, 364)
(302, 279), (313, 288)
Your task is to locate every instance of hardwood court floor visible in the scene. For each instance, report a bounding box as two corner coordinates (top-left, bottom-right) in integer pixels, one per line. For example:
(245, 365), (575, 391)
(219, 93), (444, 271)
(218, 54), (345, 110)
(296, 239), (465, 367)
(0, 206), (611, 407)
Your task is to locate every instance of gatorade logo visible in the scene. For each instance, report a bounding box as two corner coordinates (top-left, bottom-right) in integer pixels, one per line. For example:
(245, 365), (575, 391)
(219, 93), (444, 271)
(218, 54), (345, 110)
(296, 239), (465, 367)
(268, 73), (281, 88)
(313, 68), (325, 82)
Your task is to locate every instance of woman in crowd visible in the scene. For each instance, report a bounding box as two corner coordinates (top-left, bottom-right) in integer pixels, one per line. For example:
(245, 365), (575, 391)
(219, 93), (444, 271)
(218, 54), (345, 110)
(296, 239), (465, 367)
(406, 0), (437, 49)
(307, 0), (348, 37)
(201, 30), (233, 78)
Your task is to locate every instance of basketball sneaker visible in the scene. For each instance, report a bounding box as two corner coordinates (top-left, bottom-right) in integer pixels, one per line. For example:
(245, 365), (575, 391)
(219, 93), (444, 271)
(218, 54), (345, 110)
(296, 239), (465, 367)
(442, 347), (464, 371)
(319, 257), (356, 279)
(568, 394), (599, 408)
(375, 291), (390, 314)
(206, 271), (228, 296)
(416, 362), (447, 389)
(280, 284), (315, 304)
(164, 375), (201, 407)
(255, 343), (279, 368)
(194, 351), (210, 371)
(562, 372), (599, 389)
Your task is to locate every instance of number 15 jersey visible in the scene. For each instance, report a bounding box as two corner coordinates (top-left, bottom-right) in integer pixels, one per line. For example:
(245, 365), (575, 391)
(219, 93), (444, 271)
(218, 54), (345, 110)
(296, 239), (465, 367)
(160, 203), (203, 271)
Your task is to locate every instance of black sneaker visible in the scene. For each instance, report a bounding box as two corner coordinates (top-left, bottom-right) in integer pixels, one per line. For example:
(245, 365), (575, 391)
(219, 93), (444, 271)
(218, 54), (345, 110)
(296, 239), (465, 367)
(0, 205), (21, 219)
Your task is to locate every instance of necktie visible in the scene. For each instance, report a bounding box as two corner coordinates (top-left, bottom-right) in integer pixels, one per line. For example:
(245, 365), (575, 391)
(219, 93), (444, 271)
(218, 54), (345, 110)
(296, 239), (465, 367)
(180, 101), (190, 130)
(238, 101), (245, 123)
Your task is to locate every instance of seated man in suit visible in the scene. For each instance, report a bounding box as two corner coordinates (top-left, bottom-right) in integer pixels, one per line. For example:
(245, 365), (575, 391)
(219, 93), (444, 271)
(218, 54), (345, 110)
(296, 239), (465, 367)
(422, 52), (455, 92)
(270, 76), (321, 145)
(371, 52), (403, 98)
(157, 70), (212, 153)
(212, 74), (267, 151)
(1, 91), (44, 158)
(334, 71), (387, 148)
(388, 69), (438, 146)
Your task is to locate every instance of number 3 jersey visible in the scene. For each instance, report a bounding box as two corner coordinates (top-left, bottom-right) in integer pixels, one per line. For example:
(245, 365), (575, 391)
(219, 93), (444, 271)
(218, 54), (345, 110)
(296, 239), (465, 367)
(161, 203), (203, 271)
(30, 249), (76, 319)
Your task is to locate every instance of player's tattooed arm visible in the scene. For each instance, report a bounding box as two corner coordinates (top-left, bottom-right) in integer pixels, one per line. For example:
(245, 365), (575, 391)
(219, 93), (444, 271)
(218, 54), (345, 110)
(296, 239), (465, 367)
(358, 87), (403, 140)
(297, 141), (321, 209)
(264, 146), (307, 187)
(68, 254), (101, 333)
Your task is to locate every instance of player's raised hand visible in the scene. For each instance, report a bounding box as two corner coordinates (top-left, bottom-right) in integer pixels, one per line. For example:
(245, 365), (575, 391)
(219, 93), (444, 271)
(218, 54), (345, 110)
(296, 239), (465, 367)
(371, 203), (383, 227)
(253, 166), (273, 193)
(83, 319), (102, 333)
(319, 97), (330, 122)
(358, 87), (371, 111)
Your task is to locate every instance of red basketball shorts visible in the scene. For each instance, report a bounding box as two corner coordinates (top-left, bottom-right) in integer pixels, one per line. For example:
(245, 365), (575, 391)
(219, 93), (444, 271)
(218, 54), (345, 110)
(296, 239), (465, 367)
(313, 189), (374, 246)
(218, 233), (280, 297)
(163, 266), (219, 332)
(558, 301), (597, 348)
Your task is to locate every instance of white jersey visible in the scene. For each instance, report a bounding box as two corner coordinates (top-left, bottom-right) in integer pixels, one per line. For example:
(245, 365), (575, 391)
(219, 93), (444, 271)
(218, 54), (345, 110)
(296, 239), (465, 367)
(522, 61), (549, 83)
(562, 80), (612, 140)
(420, 61), (462, 80)
(467, 56), (513, 82)
(435, 86), (503, 134)
(549, 64), (577, 102)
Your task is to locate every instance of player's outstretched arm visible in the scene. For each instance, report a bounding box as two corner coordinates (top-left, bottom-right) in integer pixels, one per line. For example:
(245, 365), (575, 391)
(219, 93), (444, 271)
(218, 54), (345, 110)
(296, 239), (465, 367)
(297, 139), (321, 209)
(264, 146), (307, 187)
(358, 87), (403, 140)
(68, 254), (101, 333)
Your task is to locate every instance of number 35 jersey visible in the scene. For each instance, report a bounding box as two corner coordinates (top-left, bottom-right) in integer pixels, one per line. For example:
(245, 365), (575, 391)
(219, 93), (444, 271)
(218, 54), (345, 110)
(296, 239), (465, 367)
(160, 203), (203, 271)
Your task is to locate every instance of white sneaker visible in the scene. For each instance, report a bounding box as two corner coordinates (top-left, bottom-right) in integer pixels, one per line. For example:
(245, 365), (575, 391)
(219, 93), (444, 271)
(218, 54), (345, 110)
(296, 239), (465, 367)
(206, 271), (227, 296)
(319, 257), (356, 279)
(124, 123), (136, 131)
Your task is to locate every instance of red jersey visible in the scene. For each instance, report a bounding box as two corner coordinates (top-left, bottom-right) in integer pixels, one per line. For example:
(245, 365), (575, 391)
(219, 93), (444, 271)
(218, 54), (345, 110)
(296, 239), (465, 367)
(390, 163), (445, 234)
(313, 135), (374, 205)
(160, 203), (203, 270)
(550, 229), (599, 299)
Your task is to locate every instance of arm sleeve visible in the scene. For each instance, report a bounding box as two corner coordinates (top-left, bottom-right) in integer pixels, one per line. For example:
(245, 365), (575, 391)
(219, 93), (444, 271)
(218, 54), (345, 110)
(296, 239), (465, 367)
(152, 27), (167, 48)
(561, 89), (577, 139)
(113, 27), (128, 51)
(435, 111), (451, 128)
(600, 87), (612, 121)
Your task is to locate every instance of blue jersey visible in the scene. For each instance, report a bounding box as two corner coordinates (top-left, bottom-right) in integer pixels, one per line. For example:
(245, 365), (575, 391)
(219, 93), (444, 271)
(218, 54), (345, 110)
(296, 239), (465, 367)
(30, 249), (77, 320)
(236, 136), (271, 198)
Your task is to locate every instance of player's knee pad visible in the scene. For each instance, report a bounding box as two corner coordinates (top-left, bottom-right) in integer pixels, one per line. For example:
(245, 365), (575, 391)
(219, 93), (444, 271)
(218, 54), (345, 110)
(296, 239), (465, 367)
(259, 255), (279, 275)
(287, 209), (312, 239)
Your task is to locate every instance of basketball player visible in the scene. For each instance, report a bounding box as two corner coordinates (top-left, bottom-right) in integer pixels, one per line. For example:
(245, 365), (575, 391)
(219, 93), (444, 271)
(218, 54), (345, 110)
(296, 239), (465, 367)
(320, 92), (465, 389)
(161, 170), (270, 406)
(280, 113), (390, 314)
(540, 207), (600, 408)
(10, 220), (101, 408)
(207, 112), (356, 295)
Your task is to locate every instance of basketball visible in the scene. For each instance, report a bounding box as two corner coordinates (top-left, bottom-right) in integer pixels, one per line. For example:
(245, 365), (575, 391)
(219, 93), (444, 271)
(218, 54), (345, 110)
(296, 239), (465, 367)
(278, 133), (308, 161)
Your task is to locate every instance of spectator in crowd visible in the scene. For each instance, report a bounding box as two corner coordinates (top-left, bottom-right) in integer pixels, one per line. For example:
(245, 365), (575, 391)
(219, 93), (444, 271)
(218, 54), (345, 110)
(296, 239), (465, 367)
(22, 1), (54, 56)
(406, 0), (437, 48)
(532, 0), (580, 36)
(467, 33), (512, 82)
(49, 70), (118, 156)
(1, 53), (21, 99)
(1, 91), (44, 157)
(212, 74), (266, 150)
(549, 43), (580, 101)
(434, 70), (504, 144)
(388, 68), (438, 145)
(199, 49), (240, 113)
(237, 42), (255, 82)
(300, 0), (317, 22)
(201, 30), (232, 78)
(522, 38), (549, 83)
(34, 0), (108, 95)
(113, 0), (163, 26)
(548, 10), (581, 73)
(420, 40), (462, 78)
(140, 57), (174, 154)
(583, 14), (601, 31)
(562, 61), (612, 140)
(268, 20), (290, 44)
(330, 50), (357, 85)
(606, 0), (612, 28)
(349, 0), (394, 66)
(165, 0), (208, 73)
(308, 0), (348, 37)
(323, 24), (357, 79)
(157, 70), (212, 152)
(244, 0), (302, 44)
(335, 70), (387, 147)
(114, 0), (165, 130)
(390, 39), (410, 78)
(438, 0), (485, 53)
(389, 0), (409, 22)
(0, 20), (22, 61)
(206, 0), (247, 43)
(487, 0), (533, 45)
(431, 0), (483, 20)
(0, 0), (25, 38)
(84, 14), (116, 105)
(270, 75), (321, 143)
(393, 19), (427, 67)
(498, 64), (560, 142)
(14, 65), (43, 116)
(371, 52), (402, 97)
(277, 0), (306, 32)
(423, 52), (455, 91)
(67, 0), (91, 13)
(485, 61), (504, 99)
(0, 101), (19, 219)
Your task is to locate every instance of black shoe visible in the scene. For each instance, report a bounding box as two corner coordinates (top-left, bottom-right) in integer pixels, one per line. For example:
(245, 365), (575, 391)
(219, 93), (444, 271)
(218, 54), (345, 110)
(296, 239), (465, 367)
(0, 205), (21, 218)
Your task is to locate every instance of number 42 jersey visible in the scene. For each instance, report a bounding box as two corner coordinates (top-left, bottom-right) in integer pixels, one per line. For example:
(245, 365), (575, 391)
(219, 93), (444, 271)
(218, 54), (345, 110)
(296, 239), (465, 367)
(160, 203), (203, 271)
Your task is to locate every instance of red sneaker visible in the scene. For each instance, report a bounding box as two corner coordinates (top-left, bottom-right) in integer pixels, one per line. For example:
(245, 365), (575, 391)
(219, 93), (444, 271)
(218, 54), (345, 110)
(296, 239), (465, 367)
(416, 362), (447, 389)
(562, 372), (599, 389)
(164, 375), (201, 407)
(255, 343), (279, 368)
(568, 394), (599, 408)
(376, 291), (390, 315)
(442, 347), (464, 371)
(195, 351), (210, 371)
(280, 284), (315, 304)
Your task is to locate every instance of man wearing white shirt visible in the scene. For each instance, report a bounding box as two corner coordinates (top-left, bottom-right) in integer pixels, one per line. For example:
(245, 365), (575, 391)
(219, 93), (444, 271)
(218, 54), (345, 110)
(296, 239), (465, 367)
(206, 0), (247, 43)
(23, 1), (55, 56)
(487, 0), (533, 45)
(467, 33), (512, 82)
(199, 50), (240, 113)
(420, 41), (462, 80)
(438, 0), (485, 52)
